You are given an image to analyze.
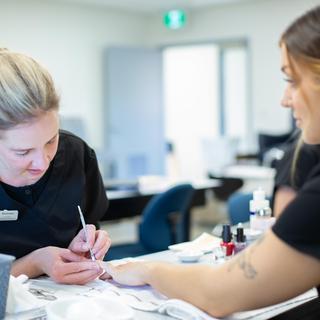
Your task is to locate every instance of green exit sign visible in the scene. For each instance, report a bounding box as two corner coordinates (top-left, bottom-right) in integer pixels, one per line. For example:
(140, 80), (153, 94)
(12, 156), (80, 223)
(163, 10), (186, 30)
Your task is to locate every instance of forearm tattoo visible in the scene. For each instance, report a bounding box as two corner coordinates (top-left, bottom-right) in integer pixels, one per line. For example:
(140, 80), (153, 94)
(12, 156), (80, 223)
(227, 235), (265, 279)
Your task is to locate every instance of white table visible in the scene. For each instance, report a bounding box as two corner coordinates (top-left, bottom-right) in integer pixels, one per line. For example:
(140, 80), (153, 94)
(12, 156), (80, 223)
(221, 165), (276, 195)
(6, 249), (318, 320)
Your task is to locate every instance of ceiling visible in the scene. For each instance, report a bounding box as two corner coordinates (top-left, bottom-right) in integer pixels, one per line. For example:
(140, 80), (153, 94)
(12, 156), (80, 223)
(59, 0), (252, 13)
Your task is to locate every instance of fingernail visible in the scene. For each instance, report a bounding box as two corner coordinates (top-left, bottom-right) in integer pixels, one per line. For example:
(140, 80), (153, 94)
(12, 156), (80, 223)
(91, 263), (101, 271)
(82, 243), (89, 250)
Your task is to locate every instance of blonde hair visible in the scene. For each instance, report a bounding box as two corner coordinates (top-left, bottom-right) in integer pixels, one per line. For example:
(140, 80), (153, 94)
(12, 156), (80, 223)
(290, 136), (304, 188)
(0, 48), (59, 130)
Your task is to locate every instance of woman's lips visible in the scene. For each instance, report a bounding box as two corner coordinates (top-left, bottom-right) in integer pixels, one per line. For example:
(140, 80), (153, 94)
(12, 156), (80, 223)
(27, 169), (44, 176)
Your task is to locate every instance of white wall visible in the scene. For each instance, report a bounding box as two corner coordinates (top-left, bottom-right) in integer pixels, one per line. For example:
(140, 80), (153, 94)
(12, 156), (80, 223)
(0, 0), (147, 148)
(0, 0), (319, 152)
(146, 0), (320, 137)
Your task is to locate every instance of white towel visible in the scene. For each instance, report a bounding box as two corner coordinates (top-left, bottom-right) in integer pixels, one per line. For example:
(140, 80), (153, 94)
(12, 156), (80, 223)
(158, 299), (218, 320)
(6, 275), (41, 314)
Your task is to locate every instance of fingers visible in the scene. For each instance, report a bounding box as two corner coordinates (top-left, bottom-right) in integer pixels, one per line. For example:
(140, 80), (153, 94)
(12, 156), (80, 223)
(85, 224), (97, 247)
(104, 262), (116, 277)
(103, 262), (131, 283)
(92, 230), (111, 260)
(61, 269), (102, 285)
(69, 226), (111, 261)
(60, 249), (87, 262)
(39, 247), (104, 285)
(53, 267), (102, 285)
(103, 261), (150, 286)
(51, 260), (103, 285)
(98, 262), (111, 280)
(58, 260), (102, 275)
(105, 262), (132, 281)
(69, 224), (96, 253)
(99, 271), (112, 280)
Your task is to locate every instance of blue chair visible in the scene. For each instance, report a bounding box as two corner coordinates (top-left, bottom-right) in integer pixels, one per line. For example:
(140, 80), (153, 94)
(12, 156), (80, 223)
(227, 192), (252, 225)
(104, 184), (195, 260)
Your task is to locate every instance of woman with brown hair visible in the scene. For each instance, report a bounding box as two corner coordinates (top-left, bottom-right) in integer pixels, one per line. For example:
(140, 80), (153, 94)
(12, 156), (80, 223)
(104, 6), (320, 318)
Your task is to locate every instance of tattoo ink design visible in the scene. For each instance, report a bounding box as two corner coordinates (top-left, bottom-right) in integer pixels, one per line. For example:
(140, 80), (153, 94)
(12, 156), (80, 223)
(227, 234), (266, 279)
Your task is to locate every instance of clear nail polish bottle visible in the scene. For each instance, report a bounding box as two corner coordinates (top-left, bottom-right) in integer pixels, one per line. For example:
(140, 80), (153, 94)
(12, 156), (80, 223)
(234, 226), (246, 254)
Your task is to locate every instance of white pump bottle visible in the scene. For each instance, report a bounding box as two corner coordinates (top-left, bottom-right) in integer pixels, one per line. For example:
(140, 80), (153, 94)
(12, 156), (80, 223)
(249, 187), (276, 232)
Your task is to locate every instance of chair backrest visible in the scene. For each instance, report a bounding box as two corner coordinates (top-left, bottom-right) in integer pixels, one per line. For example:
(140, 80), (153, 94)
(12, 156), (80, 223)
(139, 183), (195, 252)
(227, 192), (252, 225)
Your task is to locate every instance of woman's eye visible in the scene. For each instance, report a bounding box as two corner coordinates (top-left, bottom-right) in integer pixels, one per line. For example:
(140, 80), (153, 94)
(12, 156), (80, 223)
(47, 138), (56, 145)
(284, 78), (297, 87)
(16, 151), (29, 156)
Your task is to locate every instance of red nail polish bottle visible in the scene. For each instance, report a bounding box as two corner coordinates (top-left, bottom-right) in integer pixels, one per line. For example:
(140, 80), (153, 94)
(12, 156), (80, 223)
(220, 224), (234, 258)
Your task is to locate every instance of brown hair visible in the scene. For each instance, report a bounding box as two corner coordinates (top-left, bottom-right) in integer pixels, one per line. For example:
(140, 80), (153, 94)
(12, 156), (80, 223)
(280, 6), (320, 79)
(280, 6), (320, 186)
(0, 48), (60, 130)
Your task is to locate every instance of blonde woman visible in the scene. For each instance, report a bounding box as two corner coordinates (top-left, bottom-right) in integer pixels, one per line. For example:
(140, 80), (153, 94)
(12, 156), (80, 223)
(0, 49), (110, 285)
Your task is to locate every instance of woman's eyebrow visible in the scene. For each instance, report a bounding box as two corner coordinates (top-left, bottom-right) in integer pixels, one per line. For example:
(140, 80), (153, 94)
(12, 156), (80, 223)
(11, 147), (32, 152)
(10, 134), (58, 151)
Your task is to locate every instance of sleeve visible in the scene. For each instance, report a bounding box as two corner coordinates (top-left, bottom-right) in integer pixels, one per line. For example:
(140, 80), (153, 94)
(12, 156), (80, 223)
(271, 143), (320, 210)
(272, 175), (320, 260)
(82, 146), (109, 227)
(273, 143), (295, 189)
(274, 143), (319, 191)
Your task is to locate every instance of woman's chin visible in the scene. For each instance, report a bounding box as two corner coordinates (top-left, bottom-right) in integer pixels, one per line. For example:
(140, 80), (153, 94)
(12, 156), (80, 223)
(302, 132), (320, 145)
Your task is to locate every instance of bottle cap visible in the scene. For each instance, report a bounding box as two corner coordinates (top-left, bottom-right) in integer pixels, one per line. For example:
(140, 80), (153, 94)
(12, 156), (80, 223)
(221, 224), (232, 242)
(236, 227), (246, 242)
(253, 187), (265, 201)
(249, 187), (270, 212)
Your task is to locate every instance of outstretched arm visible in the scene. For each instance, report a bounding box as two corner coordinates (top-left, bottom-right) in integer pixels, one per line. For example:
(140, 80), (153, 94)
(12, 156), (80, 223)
(105, 230), (320, 318)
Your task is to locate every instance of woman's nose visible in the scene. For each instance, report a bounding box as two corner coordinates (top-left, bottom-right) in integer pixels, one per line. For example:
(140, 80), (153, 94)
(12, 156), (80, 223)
(31, 151), (50, 170)
(281, 87), (292, 108)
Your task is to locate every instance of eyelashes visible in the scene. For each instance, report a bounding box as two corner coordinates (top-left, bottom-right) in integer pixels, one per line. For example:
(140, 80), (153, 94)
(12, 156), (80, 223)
(283, 77), (298, 88)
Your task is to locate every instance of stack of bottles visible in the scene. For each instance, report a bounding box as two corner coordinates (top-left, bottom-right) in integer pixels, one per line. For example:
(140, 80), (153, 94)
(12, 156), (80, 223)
(216, 187), (275, 260)
(219, 224), (246, 259)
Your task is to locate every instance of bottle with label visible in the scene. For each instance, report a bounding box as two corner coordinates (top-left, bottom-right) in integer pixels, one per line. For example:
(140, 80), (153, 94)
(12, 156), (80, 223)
(234, 225), (246, 254)
(249, 187), (276, 232)
(220, 224), (234, 258)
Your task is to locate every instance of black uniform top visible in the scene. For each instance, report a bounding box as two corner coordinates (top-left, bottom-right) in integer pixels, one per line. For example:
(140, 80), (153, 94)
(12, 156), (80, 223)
(0, 130), (109, 259)
(273, 161), (320, 260)
(271, 136), (320, 209)
(271, 135), (320, 307)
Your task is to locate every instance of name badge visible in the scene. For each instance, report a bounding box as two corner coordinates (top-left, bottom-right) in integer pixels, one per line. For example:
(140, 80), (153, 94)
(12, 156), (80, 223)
(0, 210), (19, 221)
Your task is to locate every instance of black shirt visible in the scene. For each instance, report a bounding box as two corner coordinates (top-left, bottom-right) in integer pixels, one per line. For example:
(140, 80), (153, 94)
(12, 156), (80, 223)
(274, 142), (320, 191)
(1, 163), (53, 207)
(272, 162), (320, 260)
(0, 130), (109, 259)
(271, 137), (320, 210)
